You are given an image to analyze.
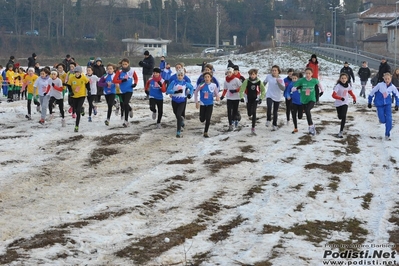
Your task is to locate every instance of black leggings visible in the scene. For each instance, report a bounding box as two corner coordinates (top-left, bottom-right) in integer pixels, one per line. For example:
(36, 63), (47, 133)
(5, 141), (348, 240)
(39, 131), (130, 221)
(290, 103), (303, 129)
(266, 97), (280, 126)
(121, 92), (133, 121)
(87, 95), (95, 116)
(246, 98), (258, 128)
(200, 104), (213, 133)
(336, 104), (348, 132)
(72, 97), (85, 126)
(49, 97), (65, 118)
(27, 98), (40, 115)
(172, 101), (185, 132)
(303, 101), (315, 126)
(227, 99), (239, 125)
(105, 94), (116, 120)
(285, 98), (292, 121)
(149, 98), (164, 123)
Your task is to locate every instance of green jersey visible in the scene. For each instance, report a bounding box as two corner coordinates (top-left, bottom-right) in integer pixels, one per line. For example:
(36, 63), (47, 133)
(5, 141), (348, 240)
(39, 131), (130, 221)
(294, 78), (319, 104)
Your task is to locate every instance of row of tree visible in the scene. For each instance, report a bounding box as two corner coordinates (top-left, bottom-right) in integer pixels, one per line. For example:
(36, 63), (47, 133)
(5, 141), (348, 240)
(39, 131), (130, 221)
(0, 0), (362, 57)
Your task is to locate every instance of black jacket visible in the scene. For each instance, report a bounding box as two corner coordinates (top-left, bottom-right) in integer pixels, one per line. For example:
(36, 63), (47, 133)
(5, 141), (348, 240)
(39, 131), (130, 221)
(357, 67), (371, 82)
(28, 57), (36, 68)
(340, 66), (355, 83)
(139, 55), (155, 75)
(377, 62), (391, 82)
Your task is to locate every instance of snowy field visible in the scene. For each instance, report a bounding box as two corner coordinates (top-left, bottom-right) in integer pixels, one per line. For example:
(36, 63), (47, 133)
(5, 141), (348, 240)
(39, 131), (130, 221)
(1, 48), (399, 265)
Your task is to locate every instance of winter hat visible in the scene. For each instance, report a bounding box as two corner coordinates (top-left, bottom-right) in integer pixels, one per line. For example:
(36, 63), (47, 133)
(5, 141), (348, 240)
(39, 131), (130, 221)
(381, 56), (386, 60)
(74, 66), (83, 73)
(144, 50), (150, 56)
(153, 67), (161, 73)
(344, 61), (349, 65)
(90, 57), (95, 60)
(14, 63), (20, 68)
(226, 67), (234, 73)
(311, 54), (317, 59)
(233, 65), (239, 71)
(66, 54), (71, 58)
(96, 57), (102, 62)
(32, 53), (37, 57)
(10, 56), (15, 60)
(28, 67), (35, 73)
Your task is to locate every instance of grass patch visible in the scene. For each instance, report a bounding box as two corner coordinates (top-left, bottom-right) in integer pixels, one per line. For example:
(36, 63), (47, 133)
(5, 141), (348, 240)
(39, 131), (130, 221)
(294, 203), (304, 212)
(305, 160), (352, 174)
(191, 251), (212, 265)
(142, 184), (182, 206)
(164, 175), (188, 182)
(203, 155), (258, 173)
(296, 134), (315, 145)
(239, 145), (256, 153)
(388, 202), (399, 253)
(328, 176), (340, 191)
(97, 134), (140, 145)
(195, 191), (226, 222)
(281, 156), (296, 163)
(88, 147), (119, 166)
(166, 156), (195, 165)
(334, 134), (361, 154)
(209, 216), (248, 242)
(307, 184), (324, 199)
(354, 192), (373, 210)
(287, 219), (368, 246)
(291, 183), (304, 190)
(210, 150), (223, 156)
(262, 224), (284, 234)
(115, 222), (207, 265)
(55, 135), (84, 145)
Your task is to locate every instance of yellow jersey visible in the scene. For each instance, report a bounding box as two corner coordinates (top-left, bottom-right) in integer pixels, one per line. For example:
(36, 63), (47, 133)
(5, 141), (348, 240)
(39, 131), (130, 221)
(67, 75), (89, 98)
(23, 74), (39, 94)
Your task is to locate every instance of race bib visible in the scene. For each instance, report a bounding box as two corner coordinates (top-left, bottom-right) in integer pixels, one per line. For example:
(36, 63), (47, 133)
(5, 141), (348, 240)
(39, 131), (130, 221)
(204, 91), (209, 99)
(305, 88), (311, 96)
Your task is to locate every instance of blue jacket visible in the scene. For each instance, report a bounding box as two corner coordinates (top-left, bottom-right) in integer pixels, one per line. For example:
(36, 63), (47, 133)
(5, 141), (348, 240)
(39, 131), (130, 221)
(98, 74), (116, 95)
(169, 73), (191, 84)
(196, 74), (220, 88)
(368, 81), (399, 107)
(159, 60), (166, 71)
(286, 81), (301, 105)
(167, 79), (194, 103)
(161, 68), (172, 81)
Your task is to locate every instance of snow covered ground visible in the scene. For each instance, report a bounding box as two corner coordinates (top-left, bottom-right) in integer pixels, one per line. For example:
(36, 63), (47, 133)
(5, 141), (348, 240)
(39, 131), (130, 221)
(1, 48), (399, 265)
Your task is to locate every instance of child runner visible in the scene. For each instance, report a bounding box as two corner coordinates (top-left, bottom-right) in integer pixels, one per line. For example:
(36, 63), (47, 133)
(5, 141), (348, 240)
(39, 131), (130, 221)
(194, 71), (220, 138)
(288, 73), (303, 133)
(66, 66), (90, 132)
(86, 66), (100, 122)
(113, 58), (138, 127)
(220, 67), (242, 131)
(358, 61), (371, 99)
(166, 69), (194, 138)
(48, 70), (66, 127)
(6, 64), (15, 102)
(169, 63), (191, 129)
(33, 68), (51, 124)
(291, 67), (323, 136)
(239, 68), (266, 135)
(65, 62), (77, 118)
(283, 68), (294, 125)
(161, 63), (172, 87)
(145, 67), (166, 128)
(263, 65), (285, 130)
(368, 72), (399, 140)
(22, 68), (39, 120)
(98, 63), (117, 126)
(332, 73), (357, 138)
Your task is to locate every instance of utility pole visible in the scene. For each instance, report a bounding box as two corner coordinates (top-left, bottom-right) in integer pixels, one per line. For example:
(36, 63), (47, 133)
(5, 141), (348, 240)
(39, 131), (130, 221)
(216, 4), (220, 51)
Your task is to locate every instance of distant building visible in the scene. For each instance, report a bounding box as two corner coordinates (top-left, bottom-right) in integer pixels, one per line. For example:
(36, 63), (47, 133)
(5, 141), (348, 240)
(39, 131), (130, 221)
(122, 37), (172, 56)
(274, 19), (315, 45)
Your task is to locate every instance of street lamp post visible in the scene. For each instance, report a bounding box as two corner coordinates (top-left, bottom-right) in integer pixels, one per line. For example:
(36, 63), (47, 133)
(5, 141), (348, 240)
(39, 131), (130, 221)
(175, 11), (178, 43)
(280, 15), (283, 46)
(333, 9), (337, 61)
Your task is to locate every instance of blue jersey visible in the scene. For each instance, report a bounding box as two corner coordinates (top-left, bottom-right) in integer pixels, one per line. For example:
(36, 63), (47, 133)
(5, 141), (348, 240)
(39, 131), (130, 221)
(195, 82), (219, 106)
(368, 81), (399, 107)
(99, 74), (116, 95)
(148, 78), (165, 100)
(196, 74), (220, 88)
(167, 79), (194, 103)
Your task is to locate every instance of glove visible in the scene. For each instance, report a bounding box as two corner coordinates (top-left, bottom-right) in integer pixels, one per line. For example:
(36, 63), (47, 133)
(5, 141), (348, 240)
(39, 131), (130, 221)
(138, 61), (143, 66)
(368, 103), (372, 108)
(220, 96), (224, 100)
(319, 91), (324, 97)
(353, 100), (356, 104)
(396, 106), (399, 111)
(52, 83), (55, 87)
(43, 92), (47, 96)
(131, 83), (137, 88)
(229, 89), (237, 93)
(258, 99), (262, 105)
(157, 81), (162, 87)
(176, 89), (183, 93)
(187, 94), (192, 99)
(121, 79), (127, 83)
(341, 97), (345, 101)
(240, 98), (245, 103)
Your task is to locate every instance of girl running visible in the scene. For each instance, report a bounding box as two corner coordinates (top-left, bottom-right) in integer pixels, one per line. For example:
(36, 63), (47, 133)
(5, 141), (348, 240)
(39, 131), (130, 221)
(220, 67), (242, 131)
(98, 63), (117, 126)
(145, 67), (166, 128)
